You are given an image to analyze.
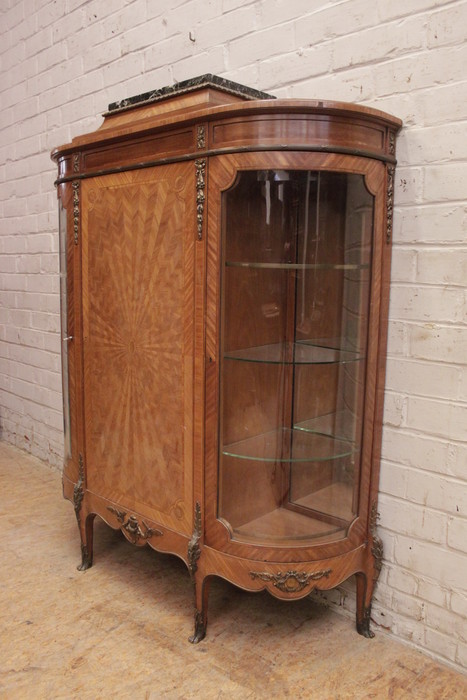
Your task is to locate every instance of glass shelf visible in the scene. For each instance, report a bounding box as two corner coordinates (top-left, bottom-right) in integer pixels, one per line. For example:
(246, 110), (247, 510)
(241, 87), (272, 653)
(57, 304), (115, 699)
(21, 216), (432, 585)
(224, 341), (362, 365)
(298, 336), (361, 352)
(222, 428), (356, 463)
(225, 261), (370, 271)
(295, 409), (357, 442)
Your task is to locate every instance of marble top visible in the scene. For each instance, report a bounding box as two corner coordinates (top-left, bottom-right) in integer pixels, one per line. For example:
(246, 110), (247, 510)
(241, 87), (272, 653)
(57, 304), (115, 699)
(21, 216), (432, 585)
(107, 74), (275, 113)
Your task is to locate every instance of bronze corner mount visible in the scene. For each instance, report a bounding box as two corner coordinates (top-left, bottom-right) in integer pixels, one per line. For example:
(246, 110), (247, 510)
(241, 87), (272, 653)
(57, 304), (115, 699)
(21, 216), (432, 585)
(386, 165), (395, 245)
(195, 159), (206, 240)
(72, 180), (80, 245)
(72, 153), (80, 173)
(370, 501), (383, 577)
(73, 454), (85, 524)
(196, 124), (206, 149)
(188, 501), (202, 577)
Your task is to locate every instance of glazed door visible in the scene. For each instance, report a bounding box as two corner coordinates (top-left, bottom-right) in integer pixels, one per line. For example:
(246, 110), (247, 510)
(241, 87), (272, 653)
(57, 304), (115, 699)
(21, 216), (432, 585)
(81, 164), (197, 536)
(205, 152), (385, 556)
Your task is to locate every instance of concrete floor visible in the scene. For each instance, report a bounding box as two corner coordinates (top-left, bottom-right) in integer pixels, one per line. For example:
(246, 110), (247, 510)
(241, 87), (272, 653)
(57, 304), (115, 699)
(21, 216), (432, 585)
(1, 440), (466, 699)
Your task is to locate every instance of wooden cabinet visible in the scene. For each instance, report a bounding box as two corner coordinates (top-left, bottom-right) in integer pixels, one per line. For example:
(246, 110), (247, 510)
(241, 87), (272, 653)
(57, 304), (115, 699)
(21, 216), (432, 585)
(52, 75), (401, 642)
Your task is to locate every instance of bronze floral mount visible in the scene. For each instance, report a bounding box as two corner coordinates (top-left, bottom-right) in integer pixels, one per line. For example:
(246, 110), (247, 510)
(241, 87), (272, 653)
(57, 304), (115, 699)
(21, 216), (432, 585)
(386, 165), (395, 244)
(188, 501), (202, 578)
(107, 507), (162, 545)
(370, 501), (384, 578)
(250, 568), (332, 594)
(195, 159), (206, 240)
(187, 502), (205, 644)
(73, 454), (85, 525)
(72, 180), (80, 245)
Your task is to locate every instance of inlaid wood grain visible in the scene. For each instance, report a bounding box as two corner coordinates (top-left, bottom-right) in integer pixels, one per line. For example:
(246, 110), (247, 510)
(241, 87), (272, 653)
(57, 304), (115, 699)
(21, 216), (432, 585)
(81, 164), (195, 535)
(82, 128), (195, 173)
(210, 114), (385, 152)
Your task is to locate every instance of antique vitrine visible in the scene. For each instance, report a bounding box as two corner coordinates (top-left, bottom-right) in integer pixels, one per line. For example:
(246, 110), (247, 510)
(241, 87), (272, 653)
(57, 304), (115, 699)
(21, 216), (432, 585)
(52, 75), (401, 642)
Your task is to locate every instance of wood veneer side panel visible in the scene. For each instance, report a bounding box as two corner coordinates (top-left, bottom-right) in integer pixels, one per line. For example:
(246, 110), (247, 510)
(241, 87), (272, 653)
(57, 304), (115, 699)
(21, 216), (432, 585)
(58, 181), (81, 485)
(80, 174), (94, 497)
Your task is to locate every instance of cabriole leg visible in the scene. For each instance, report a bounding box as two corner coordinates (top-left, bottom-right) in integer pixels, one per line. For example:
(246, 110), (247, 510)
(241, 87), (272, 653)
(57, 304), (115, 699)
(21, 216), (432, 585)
(189, 574), (211, 644)
(356, 571), (375, 638)
(356, 516), (384, 637)
(77, 513), (95, 571)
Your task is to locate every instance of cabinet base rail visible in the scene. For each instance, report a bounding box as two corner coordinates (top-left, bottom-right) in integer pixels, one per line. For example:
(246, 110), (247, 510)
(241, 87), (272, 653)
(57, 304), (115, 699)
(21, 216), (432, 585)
(64, 475), (382, 642)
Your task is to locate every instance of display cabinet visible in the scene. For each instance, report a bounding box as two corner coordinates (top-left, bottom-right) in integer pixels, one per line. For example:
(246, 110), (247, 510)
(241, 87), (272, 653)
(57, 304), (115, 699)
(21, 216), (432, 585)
(52, 75), (401, 642)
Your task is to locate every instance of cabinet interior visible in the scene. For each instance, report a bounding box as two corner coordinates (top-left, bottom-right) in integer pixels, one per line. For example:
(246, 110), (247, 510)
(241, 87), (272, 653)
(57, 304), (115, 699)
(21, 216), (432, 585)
(218, 170), (374, 543)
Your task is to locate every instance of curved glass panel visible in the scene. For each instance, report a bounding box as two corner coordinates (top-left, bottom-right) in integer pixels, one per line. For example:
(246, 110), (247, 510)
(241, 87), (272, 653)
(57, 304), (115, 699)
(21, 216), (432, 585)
(218, 170), (373, 544)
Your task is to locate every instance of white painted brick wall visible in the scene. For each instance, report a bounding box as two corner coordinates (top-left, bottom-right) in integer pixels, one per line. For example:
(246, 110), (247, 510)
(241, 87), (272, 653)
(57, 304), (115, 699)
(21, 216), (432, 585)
(1, 0), (466, 673)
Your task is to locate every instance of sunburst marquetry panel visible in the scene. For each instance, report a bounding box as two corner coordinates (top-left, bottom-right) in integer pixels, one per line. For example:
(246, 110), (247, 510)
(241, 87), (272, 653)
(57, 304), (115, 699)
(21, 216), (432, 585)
(82, 165), (195, 533)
